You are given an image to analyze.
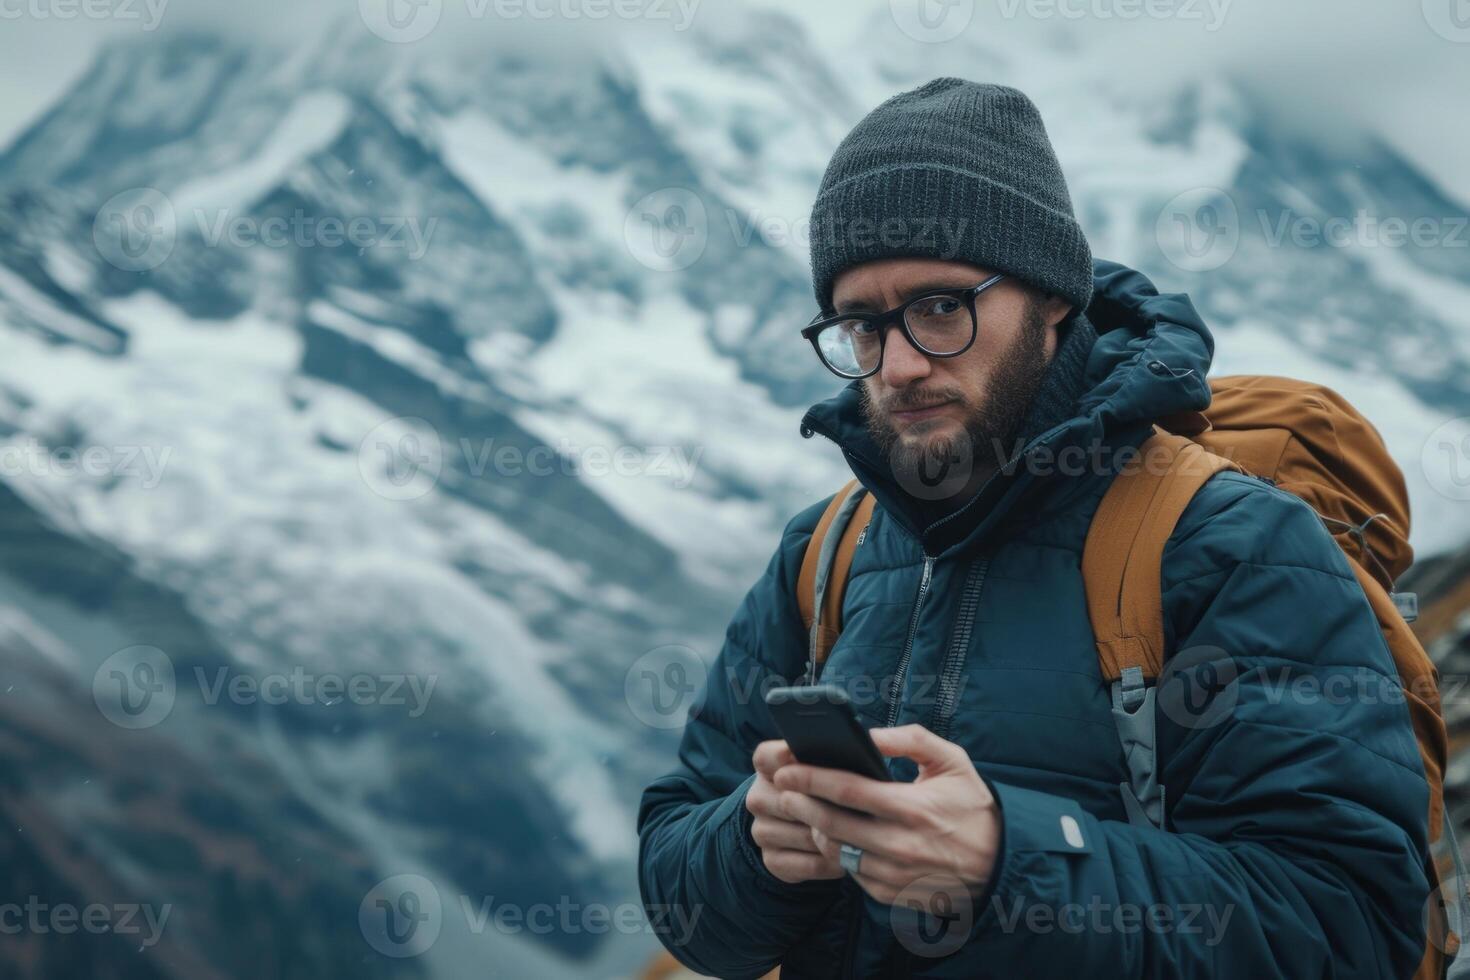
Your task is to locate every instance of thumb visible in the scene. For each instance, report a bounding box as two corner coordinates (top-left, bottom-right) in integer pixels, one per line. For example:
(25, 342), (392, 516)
(869, 724), (965, 774)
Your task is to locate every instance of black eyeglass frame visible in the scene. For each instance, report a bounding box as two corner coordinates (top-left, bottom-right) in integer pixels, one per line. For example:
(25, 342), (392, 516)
(800, 274), (1008, 379)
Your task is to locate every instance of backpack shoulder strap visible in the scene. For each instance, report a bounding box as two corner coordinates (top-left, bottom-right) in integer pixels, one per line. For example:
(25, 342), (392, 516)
(1082, 427), (1241, 829)
(796, 480), (875, 681)
(1083, 428), (1241, 684)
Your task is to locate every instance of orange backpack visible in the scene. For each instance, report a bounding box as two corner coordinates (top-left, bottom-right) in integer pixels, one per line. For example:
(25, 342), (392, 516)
(796, 375), (1459, 978)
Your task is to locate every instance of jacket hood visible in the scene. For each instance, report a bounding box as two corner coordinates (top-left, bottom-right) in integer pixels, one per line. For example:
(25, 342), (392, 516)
(799, 259), (1217, 555)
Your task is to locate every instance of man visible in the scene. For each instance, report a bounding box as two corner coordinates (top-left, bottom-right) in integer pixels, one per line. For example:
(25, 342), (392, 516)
(637, 78), (1430, 977)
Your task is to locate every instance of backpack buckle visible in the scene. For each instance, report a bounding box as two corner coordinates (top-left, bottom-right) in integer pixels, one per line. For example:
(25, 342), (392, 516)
(1392, 592), (1419, 623)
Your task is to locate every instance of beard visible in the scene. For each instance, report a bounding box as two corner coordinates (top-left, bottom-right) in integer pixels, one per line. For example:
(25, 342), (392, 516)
(861, 299), (1052, 499)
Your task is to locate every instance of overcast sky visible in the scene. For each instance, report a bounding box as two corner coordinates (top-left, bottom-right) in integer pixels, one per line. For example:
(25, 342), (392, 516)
(0, 0), (1466, 203)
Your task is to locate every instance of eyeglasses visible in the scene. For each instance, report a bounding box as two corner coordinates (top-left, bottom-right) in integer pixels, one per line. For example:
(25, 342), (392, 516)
(800, 274), (1007, 379)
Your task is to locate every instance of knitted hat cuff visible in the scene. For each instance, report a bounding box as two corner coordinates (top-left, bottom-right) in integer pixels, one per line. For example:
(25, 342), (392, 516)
(808, 78), (1094, 313)
(809, 168), (1094, 311)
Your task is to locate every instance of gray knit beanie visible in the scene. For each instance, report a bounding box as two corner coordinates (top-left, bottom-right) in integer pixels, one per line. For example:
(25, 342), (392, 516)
(809, 77), (1093, 313)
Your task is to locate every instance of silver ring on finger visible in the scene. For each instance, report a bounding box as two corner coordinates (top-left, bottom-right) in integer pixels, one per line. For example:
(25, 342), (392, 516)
(839, 842), (864, 876)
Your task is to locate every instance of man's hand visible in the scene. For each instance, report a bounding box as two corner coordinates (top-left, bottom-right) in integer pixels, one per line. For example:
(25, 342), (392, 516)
(746, 739), (845, 884)
(771, 725), (1000, 907)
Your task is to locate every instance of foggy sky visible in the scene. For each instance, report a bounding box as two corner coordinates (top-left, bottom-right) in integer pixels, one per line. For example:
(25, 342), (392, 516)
(0, 0), (1465, 202)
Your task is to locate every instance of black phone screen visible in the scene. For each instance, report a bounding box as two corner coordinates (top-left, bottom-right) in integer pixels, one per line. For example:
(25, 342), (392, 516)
(763, 685), (891, 782)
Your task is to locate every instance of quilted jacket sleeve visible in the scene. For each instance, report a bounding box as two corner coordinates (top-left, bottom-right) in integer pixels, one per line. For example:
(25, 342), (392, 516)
(637, 498), (842, 979)
(956, 471), (1432, 978)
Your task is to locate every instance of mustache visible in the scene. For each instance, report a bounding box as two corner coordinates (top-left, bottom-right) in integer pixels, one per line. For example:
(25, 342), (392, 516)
(881, 387), (966, 413)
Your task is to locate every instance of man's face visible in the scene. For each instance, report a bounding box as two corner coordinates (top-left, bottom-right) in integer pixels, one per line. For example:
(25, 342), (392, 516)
(830, 258), (1072, 479)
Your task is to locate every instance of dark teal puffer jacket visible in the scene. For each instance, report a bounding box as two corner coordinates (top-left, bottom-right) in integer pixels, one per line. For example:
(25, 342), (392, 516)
(638, 261), (1431, 979)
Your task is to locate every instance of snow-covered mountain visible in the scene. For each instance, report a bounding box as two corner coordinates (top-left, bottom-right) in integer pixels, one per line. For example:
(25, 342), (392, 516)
(1, 8), (1467, 977)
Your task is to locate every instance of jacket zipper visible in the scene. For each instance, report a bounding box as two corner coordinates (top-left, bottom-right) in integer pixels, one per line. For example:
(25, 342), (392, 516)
(885, 554), (935, 728)
(801, 412), (1070, 731)
(881, 560), (987, 979)
(929, 556), (989, 740)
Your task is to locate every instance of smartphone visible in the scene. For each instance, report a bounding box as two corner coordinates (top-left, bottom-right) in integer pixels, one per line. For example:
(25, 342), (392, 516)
(764, 685), (891, 782)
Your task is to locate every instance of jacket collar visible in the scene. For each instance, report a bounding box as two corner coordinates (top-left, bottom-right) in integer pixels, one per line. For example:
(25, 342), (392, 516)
(798, 259), (1217, 557)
